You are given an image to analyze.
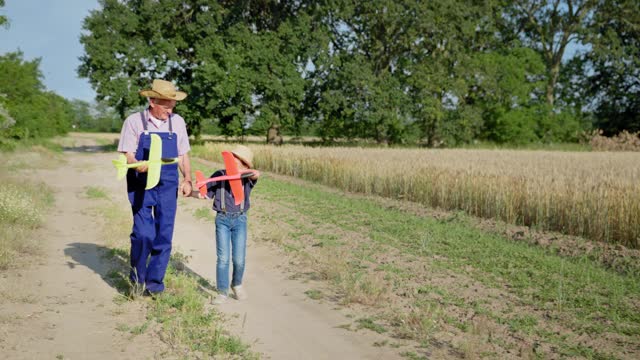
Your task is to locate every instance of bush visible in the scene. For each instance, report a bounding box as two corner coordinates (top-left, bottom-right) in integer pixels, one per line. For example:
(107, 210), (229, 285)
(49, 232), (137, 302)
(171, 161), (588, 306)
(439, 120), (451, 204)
(589, 130), (640, 151)
(491, 108), (539, 144)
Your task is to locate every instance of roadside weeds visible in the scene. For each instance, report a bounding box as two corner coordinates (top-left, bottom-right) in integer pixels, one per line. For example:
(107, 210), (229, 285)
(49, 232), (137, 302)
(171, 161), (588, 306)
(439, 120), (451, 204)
(248, 173), (640, 359)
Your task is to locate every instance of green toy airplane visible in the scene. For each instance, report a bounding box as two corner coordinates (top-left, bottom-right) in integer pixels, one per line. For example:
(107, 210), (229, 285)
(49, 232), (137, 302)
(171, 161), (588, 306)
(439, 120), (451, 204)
(112, 134), (178, 190)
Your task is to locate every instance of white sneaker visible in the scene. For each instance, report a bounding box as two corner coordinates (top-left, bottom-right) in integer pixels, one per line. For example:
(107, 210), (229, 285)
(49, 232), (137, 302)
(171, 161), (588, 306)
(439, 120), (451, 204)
(212, 294), (228, 305)
(232, 285), (248, 300)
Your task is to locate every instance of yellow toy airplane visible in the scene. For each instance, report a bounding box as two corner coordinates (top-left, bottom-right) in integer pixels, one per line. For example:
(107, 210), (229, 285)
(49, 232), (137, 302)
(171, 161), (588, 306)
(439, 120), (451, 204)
(111, 134), (178, 190)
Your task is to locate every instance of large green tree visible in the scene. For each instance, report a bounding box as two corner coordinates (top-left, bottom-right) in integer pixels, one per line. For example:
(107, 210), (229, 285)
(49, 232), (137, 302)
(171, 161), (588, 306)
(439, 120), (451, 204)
(0, 52), (71, 139)
(79, 0), (314, 139)
(574, 0), (640, 134)
(504, 0), (596, 107)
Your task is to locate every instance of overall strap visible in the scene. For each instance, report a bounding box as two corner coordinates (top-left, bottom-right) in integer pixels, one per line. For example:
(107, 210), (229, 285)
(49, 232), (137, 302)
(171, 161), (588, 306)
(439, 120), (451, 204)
(220, 186), (226, 212)
(140, 111), (149, 134)
(168, 114), (173, 135)
(219, 182), (245, 213)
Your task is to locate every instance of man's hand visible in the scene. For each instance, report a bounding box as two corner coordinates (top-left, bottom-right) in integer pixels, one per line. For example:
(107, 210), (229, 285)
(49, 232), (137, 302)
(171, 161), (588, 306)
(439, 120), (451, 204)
(181, 180), (192, 197)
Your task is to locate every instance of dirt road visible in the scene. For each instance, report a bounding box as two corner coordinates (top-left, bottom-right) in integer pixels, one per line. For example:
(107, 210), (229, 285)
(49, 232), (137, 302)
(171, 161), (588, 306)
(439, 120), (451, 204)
(0, 143), (401, 359)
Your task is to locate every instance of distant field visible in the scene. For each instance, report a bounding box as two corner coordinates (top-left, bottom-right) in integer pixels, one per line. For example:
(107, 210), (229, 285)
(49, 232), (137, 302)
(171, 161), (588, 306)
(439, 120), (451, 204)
(193, 143), (640, 248)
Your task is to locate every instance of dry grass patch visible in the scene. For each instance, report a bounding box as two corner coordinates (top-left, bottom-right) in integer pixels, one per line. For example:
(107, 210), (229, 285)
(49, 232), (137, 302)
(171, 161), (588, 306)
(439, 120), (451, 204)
(0, 147), (59, 269)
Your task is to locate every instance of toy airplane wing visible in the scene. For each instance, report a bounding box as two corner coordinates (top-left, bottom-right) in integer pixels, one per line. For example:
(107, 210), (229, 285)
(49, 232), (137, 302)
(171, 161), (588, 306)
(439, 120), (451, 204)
(195, 170), (258, 188)
(222, 151), (244, 205)
(111, 134), (176, 190)
(145, 134), (162, 190)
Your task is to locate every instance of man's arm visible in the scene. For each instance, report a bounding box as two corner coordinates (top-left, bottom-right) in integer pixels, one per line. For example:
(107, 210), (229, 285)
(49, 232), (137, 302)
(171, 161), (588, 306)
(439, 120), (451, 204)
(125, 151), (148, 173)
(179, 152), (192, 196)
(119, 114), (148, 172)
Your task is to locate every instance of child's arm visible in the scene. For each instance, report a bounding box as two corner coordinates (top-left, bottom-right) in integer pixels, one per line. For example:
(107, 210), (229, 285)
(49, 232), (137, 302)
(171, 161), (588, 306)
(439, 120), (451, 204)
(201, 170), (224, 199)
(249, 170), (260, 181)
(192, 170), (224, 199)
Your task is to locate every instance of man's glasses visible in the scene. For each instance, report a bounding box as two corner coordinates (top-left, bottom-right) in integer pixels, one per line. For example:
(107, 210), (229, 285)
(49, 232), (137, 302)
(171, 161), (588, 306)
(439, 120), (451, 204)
(152, 99), (176, 110)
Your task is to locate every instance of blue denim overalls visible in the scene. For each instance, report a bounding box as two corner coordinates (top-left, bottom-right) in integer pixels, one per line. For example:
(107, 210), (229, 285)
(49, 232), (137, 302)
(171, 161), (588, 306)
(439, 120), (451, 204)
(126, 110), (179, 293)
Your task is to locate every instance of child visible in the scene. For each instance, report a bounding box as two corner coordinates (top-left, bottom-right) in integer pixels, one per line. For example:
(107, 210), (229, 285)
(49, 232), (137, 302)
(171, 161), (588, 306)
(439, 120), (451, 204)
(200, 145), (259, 304)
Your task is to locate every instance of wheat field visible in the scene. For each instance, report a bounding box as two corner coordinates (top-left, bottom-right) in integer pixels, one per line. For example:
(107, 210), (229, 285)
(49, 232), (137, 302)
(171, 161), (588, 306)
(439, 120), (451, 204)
(193, 143), (640, 248)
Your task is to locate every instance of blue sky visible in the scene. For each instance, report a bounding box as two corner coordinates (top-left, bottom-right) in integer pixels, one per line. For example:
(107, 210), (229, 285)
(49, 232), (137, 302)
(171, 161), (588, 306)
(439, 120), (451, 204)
(0, 1), (99, 102)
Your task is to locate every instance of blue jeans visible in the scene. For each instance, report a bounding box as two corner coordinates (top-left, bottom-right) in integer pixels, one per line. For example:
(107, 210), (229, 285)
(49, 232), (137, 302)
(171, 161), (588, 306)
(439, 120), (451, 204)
(215, 212), (247, 295)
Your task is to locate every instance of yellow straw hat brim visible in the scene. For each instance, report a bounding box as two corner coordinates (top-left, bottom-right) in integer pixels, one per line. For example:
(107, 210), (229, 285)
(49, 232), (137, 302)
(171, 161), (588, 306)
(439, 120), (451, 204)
(139, 79), (188, 101)
(139, 89), (187, 101)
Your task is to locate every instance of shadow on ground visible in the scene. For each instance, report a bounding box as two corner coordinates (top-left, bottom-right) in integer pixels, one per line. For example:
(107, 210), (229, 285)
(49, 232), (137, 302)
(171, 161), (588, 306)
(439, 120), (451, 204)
(62, 143), (118, 153)
(64, 242), (216, 297)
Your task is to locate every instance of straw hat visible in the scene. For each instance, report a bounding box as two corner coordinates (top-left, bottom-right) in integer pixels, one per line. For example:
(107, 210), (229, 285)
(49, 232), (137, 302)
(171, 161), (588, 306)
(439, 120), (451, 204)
(231, 145), (254, 169)
(139, 79), (187, 101)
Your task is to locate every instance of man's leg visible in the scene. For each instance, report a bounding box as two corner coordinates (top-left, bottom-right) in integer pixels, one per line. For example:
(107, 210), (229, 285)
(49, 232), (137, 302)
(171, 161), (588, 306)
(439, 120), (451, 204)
(130, 205), (155, 288)
(145, 186), (177, 293)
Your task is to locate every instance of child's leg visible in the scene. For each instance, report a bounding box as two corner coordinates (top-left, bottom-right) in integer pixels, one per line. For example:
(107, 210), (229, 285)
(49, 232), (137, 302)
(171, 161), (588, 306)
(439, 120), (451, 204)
(230, 214), (248, 288)
(215, 214), (232, 294)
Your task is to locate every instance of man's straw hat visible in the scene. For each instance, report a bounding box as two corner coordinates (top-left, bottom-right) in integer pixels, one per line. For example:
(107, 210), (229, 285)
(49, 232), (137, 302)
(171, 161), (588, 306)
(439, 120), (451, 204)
(139, 79), (187, 101)
(231, 145), (254, 169)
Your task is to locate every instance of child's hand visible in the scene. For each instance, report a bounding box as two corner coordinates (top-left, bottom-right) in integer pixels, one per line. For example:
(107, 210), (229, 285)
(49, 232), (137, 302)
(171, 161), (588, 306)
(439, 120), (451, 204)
(188, 189), (209, 199)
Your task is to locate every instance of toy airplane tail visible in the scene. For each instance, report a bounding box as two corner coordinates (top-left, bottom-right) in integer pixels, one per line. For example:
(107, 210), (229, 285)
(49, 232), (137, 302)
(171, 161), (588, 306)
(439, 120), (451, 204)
(222, 151), (244, 205)
(195, 170), (208, 197)
(112, 154), (129, 180)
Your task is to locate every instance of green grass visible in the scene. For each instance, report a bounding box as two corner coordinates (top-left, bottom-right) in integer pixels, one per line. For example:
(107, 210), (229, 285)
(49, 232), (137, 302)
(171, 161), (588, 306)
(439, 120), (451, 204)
(146, 264), (256, 358)
(304, 289), (324, 300)
(0, 137), (64, 153)
(85, 186), (109, 199)
(252, 175), (640, 358)
(357, 317), (387, 334)
(193, 207), (214, 221)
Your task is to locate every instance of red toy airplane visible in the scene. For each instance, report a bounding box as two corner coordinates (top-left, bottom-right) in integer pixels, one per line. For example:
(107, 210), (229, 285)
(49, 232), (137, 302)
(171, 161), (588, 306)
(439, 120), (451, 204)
(194, 151), (259, 205)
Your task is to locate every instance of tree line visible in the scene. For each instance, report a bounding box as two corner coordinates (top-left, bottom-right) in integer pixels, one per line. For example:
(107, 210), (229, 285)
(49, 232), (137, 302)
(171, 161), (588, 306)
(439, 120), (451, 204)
(0, 1), (120, 145)
(0, 50), (121, 143)
(0, 0), (74, 142)
(5, 0), (638, 146)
